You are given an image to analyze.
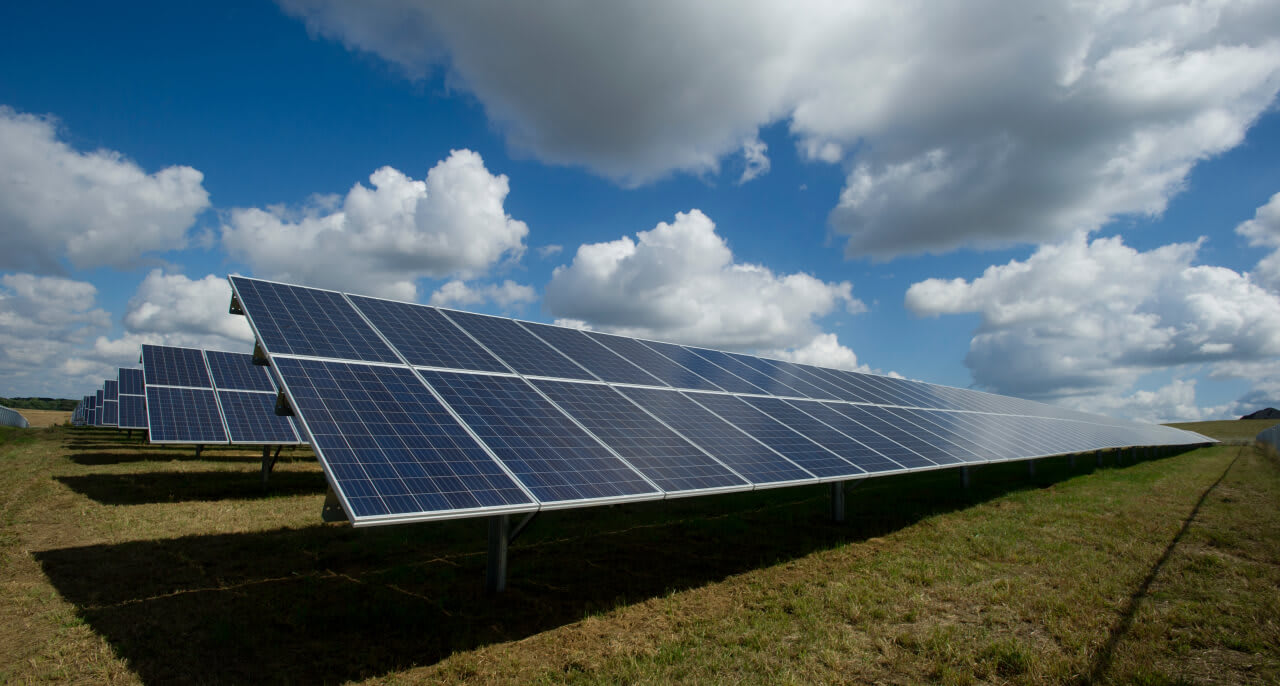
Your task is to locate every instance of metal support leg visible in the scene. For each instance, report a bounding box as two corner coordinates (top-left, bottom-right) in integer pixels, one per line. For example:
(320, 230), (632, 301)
(961, 466), (971, 489)
(830, 482), (845, 523)
(195, 444), (203, 458)
(1070, 454), (1076, 469)
(1096, 450), (1103, 468)
(1027, 459), (1036, 477)
(487, 515), (510, 593)
(321, 488), (347, 522)
(261, 445), (279, 487)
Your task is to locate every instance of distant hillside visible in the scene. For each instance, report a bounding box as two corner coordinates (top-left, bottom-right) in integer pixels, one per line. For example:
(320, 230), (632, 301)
(0, 397), (78, 411)
(1241, 408), (1280, 420)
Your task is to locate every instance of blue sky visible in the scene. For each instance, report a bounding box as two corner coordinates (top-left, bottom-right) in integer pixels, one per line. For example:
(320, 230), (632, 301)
(2, 1), (1280, 423)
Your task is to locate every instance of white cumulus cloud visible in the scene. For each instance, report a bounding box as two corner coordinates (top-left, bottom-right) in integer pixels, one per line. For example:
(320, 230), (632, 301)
(764, 333), (869, 372)
(0, 107), (210, 272)
(1237, 191), (1280, 290)
(905, 233), (1280, 405)
(0, 274), (111, 396)
(544, 209), (863, 351)
(429, 279), (537, 309)
(280, 1), (1280, 255)
(221, 149), (528, 300)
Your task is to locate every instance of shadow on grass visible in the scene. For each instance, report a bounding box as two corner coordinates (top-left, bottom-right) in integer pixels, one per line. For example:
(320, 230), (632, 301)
(35, 451), (1177, 685)
(55, 470), (327, 504)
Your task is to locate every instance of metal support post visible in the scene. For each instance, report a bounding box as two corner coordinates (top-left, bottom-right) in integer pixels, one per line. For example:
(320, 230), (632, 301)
(1096, 450), (1103, 468)
(1027, 459), (1036, 477)
(487, 514), (511, 593)
(321, 488), (346, 522)
(1069, 454), (1076, 469)
(261, 445), (279, 487)
(961, 466), (971, 489)
(195, 444), (203, 458)
(830, 482), (845, 523)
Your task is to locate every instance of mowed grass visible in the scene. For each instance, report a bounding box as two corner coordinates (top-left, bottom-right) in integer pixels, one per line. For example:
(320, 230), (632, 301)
(1166, 418), (1279, 442)
(0, 423), (1274, 684)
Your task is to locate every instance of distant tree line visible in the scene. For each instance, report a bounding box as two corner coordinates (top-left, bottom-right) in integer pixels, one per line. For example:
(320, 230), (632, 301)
(0, 397), (77, 411)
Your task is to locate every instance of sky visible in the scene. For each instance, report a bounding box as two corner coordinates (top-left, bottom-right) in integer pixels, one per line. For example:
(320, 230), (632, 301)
(2, 0), (1280, 424)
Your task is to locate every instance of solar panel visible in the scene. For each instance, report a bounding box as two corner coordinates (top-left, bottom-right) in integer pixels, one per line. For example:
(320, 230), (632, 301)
(584, 331), (723, 391)
(686, 392), (863, 479)
(117, 395), (148, 430)
(347, 295), (509, 372)
(829, 404), (970, 466)
(739, 396), (902, 474)
(440, 310), (597, 381)
(229, 276), (400, 363)
(684, 348), (813, 398)
(217, 391), (300, 444)
(104, 379), (119, 401)
(142, 345), (212, 388)
(273, 357), (534, 522)
(118, 368), (145, 395)
(101, 400), (118, 426)
(616, 386), (814, 486)
(418, 370), (661, 505)
(788, 401), (930, 470)
(725, 353), (842, 400)
(205, 350), (277, 392)
(532, 379), (747, 494)
(145, 386), (228, 443)
(518, 321), (667, 386)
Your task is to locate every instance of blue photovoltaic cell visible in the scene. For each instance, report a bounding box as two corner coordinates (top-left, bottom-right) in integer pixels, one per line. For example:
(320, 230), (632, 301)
(96, 390), (103, 407)
(117, 395), (148, 430)
(142, 345), (212, 388)
(230, 276), (400, 363)
(441, 310), (596, 381)
(638, 341), (768, 395)
(726, 354), (842, 400)
(101, 400), (118, 426)
(205, 350), (277, 392)
(585, 331), (723, 391)
(419, 370), (659, 503)
(830, 404), (966, 466)
(532, 379), (746, 493)
(519, 321), (666, 386)
(910, 410), (1033, 460)
(875, 407), (988, 463)
(348, 295), (509, 373)
(688, 393), (861, 478)
(87, 409), (96, 426)
(740, 396), (901, 474)
(274, 358), (533, 519)
(118, 368), (144, 395)
(686, 348), (812, 398)
(616, 386), (813, 485)
(145, 386), (228, 443)
(217, 391), (299, 444)
(104, 379), (119, 401)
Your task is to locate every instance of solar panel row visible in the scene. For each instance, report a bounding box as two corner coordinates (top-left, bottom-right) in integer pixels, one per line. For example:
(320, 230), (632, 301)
(229, 276), (1214, 527)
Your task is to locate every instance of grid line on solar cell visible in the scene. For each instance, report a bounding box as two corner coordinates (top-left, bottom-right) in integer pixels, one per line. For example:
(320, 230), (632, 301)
(230, 277), (400, 363)
(616, 386), (814, 485)
(117, 395), (148, 430)
(532, 379), (747, 493)
(274, 358), (533, 520)
(142, 345), (212, 388)
(909, 410), (1034, 460)
(101, 400), (118, 426)
(217, 391), (300, 444)
(684, 348), (811, 398)
(518, 321), (667, 386)
(118, 368), (145, 395)
(741, 396), (902, 474)
(419, 370), (660, 504)
(792, 364), (877, 403)
(439, 310), (597, 381)
(831, 404), (966, 465)
(797, 402), (934, 469)
(638, 341), (769, 395)
(348, 295), (510, 373)
(205, 350), (277, 392)
(104, 380), (119, 401)
(686, 393), (862, 478)
(584, 332), (723, 391)
(145, 386), (228, 443)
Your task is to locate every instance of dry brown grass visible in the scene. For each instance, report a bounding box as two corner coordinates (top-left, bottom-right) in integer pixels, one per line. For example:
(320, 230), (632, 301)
(15, 409), (71, 428)
(0, 422), (1276, 684)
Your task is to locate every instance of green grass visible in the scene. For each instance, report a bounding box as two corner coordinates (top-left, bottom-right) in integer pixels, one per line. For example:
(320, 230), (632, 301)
(1166, 418), (1280, 442)
(0, 422), (1277, 684)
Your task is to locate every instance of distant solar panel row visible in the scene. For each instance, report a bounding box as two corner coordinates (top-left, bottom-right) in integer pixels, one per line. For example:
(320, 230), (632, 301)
(141, 344), (301, 445)
(229, 276), (1215, 527)
(116, 367), (148, 430)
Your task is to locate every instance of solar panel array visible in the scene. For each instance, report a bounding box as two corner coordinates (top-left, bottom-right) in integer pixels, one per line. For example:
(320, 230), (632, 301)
(141, 344), (302, 445)
(116, 368), (148, 430)
(230, 276), (1215, 527)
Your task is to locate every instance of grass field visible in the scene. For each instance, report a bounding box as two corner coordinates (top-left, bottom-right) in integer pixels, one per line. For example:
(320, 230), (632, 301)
(0, 423), (1276, 684)
(14, 409), (71, 428)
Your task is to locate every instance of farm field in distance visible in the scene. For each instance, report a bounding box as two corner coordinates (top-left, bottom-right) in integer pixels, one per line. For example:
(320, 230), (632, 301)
(0, 420), (1276, 684)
